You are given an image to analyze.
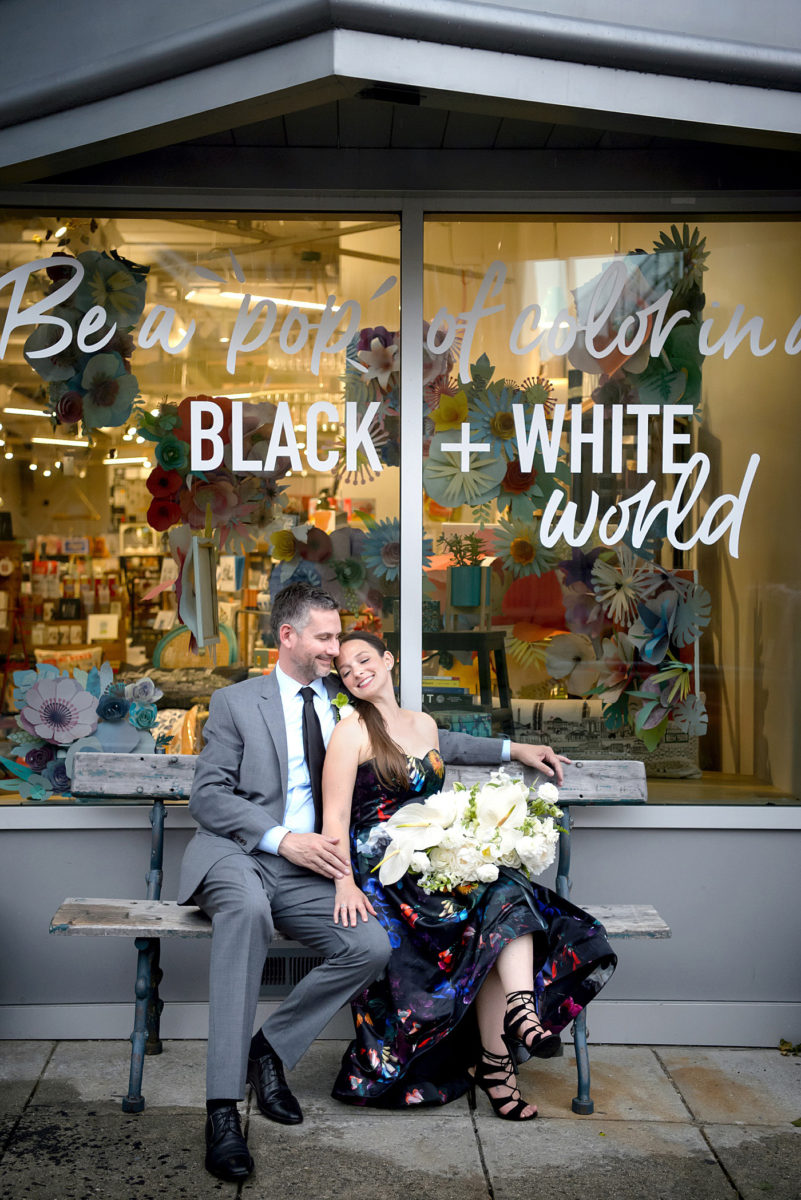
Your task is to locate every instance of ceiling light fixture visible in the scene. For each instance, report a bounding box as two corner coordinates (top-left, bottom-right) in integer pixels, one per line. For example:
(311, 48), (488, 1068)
(184, 289), (336, 313)
(31, 436), (90, 447)
(3, 406), (47, 417)
(102, 456), (151, 466)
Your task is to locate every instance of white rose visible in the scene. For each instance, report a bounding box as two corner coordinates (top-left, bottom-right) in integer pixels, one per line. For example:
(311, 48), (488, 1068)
(497, 845), (522, 869)
(476, 863), (500, 883)
(409, 851), (431, 872)
(452, 844), (486, 879)
(517, 833), (557, 876)
(536, 782), (560, 804)
(438, 827), (464, 851)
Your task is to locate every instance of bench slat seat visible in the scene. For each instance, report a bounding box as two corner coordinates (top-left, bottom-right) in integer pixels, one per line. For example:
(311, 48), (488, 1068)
(577, 903), (670, 939)
(50, 898), (295, 943)
(51, 898), (213, 938)
(50, 897), (669, 941)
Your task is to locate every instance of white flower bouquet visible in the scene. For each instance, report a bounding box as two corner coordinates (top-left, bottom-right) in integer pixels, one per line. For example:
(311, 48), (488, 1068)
(376, 769), (563, 894)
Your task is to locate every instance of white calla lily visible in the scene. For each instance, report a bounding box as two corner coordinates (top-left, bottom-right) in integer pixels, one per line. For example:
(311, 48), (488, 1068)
(474, 779), (528, 833)
(377, 823), (444, 885)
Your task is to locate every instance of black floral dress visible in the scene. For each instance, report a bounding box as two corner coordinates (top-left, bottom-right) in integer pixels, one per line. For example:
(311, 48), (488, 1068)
(331, 750), (617, 1108)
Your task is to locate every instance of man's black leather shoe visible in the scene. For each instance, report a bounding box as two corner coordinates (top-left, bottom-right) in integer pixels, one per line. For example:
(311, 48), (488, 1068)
(204, 1105), (254, 1181)
(247, 1039), (303, 1124)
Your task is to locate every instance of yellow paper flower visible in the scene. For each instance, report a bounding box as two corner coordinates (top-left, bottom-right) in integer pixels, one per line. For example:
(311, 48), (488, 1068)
(430, 390), (468, 431)
(270, 530), (297, 561)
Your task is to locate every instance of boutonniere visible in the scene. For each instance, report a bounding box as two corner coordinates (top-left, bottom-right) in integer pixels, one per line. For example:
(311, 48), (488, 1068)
(332, 692), (356, 721)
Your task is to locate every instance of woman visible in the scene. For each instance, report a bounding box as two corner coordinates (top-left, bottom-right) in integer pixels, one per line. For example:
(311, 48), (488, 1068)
(323, 632), (616, 1120)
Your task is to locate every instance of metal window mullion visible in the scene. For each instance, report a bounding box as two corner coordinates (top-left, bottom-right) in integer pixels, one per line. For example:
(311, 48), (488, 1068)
(398, 202), (424, 708)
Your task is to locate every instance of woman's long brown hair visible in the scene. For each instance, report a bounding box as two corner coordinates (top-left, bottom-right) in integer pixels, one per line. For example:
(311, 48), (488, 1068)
(337, 631), (410, 789)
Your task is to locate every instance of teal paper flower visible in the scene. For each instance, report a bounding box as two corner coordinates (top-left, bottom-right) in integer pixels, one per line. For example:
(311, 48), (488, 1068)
(423, 433), (507, 509)
(331, 557), (367, 589)
(129, 702), (158, 730)
(80, 352), (139, 429)
(155, 434), (190, 473)
(73, 250), (148, 326)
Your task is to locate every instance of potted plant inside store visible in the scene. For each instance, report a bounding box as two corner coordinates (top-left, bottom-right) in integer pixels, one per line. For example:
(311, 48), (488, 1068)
(439, 532), (486, 607)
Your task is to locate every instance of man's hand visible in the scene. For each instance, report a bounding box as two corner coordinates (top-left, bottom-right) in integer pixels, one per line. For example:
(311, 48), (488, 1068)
(333, 879), (378, 926)
(509, 743), (570, 785)
(278, 832), (351, 878)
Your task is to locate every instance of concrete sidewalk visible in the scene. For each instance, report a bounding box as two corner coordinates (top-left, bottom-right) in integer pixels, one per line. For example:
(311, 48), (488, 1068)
(1, 1039), (799, 1200)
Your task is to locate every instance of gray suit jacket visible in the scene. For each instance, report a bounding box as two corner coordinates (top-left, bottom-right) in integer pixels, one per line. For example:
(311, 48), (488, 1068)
(178, 671), (506, 904)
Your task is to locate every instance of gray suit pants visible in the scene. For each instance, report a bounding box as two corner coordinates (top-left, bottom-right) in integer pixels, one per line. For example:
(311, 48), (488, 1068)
(193, 851), (391, 1099)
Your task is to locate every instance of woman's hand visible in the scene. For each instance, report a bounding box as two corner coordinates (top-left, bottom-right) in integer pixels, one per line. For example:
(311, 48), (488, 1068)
(334, 878), (378, 927)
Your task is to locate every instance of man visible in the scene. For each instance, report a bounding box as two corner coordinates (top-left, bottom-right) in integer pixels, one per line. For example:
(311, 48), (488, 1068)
(180, 581), (567, 1181)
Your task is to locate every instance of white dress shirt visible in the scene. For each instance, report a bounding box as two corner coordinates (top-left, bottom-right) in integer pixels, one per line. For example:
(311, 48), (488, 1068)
(258, 665), (338, 855)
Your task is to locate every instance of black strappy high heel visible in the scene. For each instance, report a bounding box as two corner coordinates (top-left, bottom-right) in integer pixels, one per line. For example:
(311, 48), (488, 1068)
(469, 1049), (538, 1121)
(504, 990), (561, 1063)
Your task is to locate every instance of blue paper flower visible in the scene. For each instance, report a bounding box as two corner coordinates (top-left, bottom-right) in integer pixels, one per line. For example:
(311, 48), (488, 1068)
(44, 758), (71, 794)
(80, 352), (139, 429)
(558, 547), (604, 590)
(469, 385), (521, 462)
(269, 559), (322, 594)
(672, 583), (711, 647)
(628, 592), (678, 664)
(362, 520), (433, 582)
(97, 693), (130, 722)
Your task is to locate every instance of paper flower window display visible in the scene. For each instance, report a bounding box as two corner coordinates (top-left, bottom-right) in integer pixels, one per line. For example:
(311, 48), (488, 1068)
(0, 664), (161, 801)
(24, 248), (149, 437)
(137, 396), (287, 552)
(556, 545), (712, 751)
(492, 516), (559, 580)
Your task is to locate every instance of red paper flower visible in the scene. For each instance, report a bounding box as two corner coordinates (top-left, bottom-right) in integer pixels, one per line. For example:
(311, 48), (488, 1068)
(54, 390), (84, 425)
(147, 498), (181, 531)
(172, 394), (233, 444)
(502, 459), (537, 494)
(146, 467), (183, 499)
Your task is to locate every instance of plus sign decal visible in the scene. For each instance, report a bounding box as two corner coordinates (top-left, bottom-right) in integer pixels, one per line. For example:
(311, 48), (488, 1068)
(440, 422), (491, 472)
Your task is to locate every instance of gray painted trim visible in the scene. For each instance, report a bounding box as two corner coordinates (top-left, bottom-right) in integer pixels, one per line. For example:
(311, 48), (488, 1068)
(1, 184), (799, 214)
(3, 806), (799, 831)
(1, 0), (800, 131)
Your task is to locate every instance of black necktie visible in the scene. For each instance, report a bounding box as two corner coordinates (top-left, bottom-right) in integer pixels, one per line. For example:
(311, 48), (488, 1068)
(300, 686), (325, 832)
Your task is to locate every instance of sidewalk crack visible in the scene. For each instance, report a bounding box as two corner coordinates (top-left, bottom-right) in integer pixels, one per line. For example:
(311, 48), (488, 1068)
(0, 1039), (59, 1163)
(652, 1051), (745, 1200)
(468, 1094), (495, 1200)
(652, 1048), (697, 1121)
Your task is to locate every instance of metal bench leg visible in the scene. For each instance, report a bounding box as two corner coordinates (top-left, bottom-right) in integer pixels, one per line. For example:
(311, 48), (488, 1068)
(571, 1008), (594, 1114)
(123, 936), (160, 1113)
(145, 939), (164, 1057)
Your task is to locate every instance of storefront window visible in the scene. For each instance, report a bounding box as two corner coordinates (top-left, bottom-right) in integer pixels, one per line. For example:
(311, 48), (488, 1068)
(421, 217), (801, 799)
(0, 212), (400, 799)
(1, 210), (798, 802)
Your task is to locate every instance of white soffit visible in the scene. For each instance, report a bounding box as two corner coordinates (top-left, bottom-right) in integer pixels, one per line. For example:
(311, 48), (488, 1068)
(0, 29), (799, 181)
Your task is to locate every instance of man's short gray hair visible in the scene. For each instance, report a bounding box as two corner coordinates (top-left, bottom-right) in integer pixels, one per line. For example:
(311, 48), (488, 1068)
(269, 581), (339, 645)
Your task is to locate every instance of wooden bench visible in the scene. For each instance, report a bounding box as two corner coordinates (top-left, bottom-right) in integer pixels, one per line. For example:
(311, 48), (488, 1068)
(51, 753), (669, 1115)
